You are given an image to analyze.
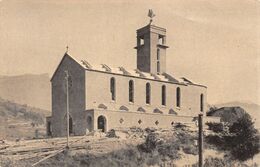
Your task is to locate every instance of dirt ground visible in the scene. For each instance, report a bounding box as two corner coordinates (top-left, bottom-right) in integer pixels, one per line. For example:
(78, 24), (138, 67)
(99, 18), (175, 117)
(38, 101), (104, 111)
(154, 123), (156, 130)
(0, 129), (144, 166)
(0, 127), (259, 167)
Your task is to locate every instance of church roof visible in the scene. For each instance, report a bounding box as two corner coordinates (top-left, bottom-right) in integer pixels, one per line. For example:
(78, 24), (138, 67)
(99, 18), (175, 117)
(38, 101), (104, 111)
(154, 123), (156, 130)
(51, 53), (206, 88)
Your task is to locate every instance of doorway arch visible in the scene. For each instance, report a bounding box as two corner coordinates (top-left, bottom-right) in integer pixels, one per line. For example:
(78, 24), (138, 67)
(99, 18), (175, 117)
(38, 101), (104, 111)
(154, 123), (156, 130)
(97, 115), (106, 132)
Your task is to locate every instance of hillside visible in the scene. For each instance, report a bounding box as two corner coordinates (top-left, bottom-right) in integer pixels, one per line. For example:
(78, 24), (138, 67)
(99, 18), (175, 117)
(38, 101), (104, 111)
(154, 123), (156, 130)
(0, 74), (51, 111)
(0, 98), (48, 140)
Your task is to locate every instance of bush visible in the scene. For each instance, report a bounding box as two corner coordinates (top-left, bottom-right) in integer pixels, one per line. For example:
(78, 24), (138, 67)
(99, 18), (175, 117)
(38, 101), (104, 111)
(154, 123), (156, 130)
(138, 133), (161, 153)
(203, 156), (231, 167)
(205, 113), (260, 162)
(182, 145), (198, 155)
(157, 142), (181, 159)
(206, 122), (224, 133)
(205, 134), (225, 150)
(228, 114), (260, 161)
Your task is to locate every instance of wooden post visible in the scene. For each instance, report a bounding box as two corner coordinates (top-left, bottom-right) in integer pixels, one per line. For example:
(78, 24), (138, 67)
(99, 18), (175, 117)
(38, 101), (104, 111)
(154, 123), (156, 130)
(198, 114), (203, 167)
(65, 70), (70, 149)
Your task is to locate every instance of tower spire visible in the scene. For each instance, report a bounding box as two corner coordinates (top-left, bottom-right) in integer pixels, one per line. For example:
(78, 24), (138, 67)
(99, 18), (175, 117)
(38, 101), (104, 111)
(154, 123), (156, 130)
(148, 9), (155, 24)
(135, 11), (168, 74)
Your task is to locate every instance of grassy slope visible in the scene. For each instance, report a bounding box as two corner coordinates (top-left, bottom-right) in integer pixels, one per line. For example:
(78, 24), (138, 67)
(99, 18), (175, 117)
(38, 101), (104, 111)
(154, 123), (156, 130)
(0, 98), (49, 140)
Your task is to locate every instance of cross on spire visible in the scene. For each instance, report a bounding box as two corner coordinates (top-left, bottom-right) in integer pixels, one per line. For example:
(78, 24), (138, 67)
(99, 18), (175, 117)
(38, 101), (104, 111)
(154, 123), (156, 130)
(66, 45), (69, 53)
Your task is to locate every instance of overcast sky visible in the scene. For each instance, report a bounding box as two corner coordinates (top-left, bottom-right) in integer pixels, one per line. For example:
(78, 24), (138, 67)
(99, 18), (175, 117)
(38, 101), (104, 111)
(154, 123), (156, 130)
(0, 0), (259, 105)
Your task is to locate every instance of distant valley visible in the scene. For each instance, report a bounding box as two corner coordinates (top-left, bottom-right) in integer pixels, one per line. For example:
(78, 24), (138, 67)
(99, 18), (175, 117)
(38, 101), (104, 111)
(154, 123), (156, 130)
(0, 97), (47, 140)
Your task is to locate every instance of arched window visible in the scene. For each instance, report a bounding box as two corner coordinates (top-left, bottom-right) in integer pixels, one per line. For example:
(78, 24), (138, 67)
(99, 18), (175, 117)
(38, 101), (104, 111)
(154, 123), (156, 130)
(200, 94), (204, 112)
(162, 85), (166, 106)
(176, 87), (181, 107)
(146, 83), (151, 104)
(110, 77), (116, 101)
(129, 80), (134, 103)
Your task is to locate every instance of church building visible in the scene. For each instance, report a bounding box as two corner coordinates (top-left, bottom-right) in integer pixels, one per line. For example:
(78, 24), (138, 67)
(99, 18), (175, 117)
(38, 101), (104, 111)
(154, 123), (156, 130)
(47, 12), (212, 137)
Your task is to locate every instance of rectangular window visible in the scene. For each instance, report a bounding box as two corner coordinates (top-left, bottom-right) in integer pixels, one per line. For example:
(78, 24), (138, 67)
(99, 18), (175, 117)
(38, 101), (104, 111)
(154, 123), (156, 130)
(157, 49), (160, 73)
(162, 85), (166, 106)
(200, 94), (204, 112)
(129, 80), (134, 103)
(157, 61), (160, 73)
(146, 83), (151, 104)
(176, 87), (181, 107)
(110, 78), (116, 101)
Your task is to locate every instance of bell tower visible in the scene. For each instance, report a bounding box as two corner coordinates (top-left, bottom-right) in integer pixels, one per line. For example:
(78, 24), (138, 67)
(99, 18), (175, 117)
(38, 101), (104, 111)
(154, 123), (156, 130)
(135, 10), (169, 74)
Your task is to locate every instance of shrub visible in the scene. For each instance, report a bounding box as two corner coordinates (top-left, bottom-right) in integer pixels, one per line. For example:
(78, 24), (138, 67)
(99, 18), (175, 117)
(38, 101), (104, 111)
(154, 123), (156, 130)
(157, 142), (181, 159)
(138, 133), (161, 153)
(206, 122), (224, 133)
(205, 134), (225, 150)
(205, 113), (260, 162)
(182, 145), (198, 155)
(203, 156), (231, 167)
(228, 114), (260, 161)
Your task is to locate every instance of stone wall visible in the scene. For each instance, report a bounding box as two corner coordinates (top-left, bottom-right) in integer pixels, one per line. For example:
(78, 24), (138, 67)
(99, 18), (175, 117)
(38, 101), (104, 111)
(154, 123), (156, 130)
(85, 70), (207, 117)
(51, 54), (86, 137)
(85, 109), (220, 132)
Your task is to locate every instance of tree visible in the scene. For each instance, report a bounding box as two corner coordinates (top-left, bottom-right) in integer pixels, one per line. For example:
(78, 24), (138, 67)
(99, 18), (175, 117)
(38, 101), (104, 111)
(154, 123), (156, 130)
(228, 114), (260, 161)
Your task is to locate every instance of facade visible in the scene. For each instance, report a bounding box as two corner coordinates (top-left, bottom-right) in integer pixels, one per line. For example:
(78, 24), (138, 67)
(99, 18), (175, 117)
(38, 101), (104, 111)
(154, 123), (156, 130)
(47, 18), (217, 137)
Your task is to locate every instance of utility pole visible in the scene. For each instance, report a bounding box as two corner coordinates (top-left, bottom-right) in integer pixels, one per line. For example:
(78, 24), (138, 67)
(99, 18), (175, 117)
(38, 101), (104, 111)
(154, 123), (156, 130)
(65, 70), (70, 149)
(198, 114), (203, 167)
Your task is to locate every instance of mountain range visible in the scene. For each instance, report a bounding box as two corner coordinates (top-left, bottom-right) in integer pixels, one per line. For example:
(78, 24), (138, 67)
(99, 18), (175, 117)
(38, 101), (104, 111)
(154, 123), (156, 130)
(0, 74), (51, 111)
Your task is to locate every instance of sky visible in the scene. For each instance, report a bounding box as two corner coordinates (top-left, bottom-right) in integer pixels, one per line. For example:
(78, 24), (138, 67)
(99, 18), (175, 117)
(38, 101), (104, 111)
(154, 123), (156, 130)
(0, 0), (259, 105)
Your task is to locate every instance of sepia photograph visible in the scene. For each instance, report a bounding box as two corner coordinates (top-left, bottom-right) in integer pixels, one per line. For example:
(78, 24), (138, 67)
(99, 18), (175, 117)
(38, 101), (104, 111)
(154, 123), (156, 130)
(0, 0), (259, 166)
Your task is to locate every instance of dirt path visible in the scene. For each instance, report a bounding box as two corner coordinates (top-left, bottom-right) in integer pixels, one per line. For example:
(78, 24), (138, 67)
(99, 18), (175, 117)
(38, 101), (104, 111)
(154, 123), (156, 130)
(0, 133), (143, 166)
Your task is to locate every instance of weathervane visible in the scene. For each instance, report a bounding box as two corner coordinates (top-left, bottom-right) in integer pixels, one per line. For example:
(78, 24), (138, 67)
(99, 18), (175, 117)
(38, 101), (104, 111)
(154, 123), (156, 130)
(148, 9), (155, 24)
